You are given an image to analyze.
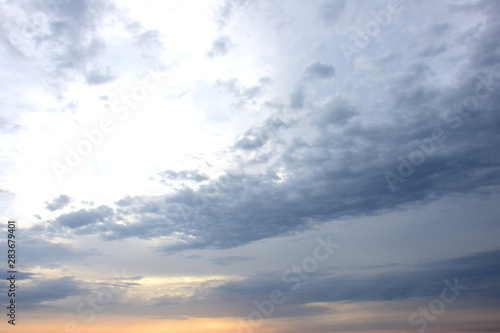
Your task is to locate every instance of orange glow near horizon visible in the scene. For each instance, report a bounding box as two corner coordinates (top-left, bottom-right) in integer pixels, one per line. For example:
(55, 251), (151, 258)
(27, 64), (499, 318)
(6, 302), (500, 333)
(4, 316), (269, 333)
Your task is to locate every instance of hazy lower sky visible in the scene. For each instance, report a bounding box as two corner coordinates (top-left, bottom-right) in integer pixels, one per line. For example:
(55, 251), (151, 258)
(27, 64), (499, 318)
(1, 0), (500, 332)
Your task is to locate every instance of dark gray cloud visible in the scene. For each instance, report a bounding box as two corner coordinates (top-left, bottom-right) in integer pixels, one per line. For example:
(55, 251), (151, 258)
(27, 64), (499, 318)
(26, 276), (90, 302)
(55, 205), (114, 229)
(31, 0), (500, 255)
(463, 0), (500, 69)
(312, 94), (358, 126)
(211, 256), (255, 266)
(45, 194), (72, 211)
(289, 84), (305, 110)
(157, 169), (209, 184)
(234, 116), (289, 151)
(116, 195), (134, 207)
(303, 60), (336, 80)
(207, 35), (233, 58)
(203, 249), (500, 316)
(124, 249), (500, 320)
(39, 58), (500, 252)
(418, 44), (448, 58)
(8, 272), (36, 280)
(319, 0), (346, 24)
(19, 227), (97, 268)
(428, 23), (453, 37)
(1, 276), (92, 309)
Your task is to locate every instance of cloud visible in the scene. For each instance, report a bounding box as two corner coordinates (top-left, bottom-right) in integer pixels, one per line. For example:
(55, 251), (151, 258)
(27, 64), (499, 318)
(215, 77), (270, 108)
(157, 169), (209, 185)
(185, 254), (202, 260)
(319, 0), (346, 24)
(30, 0), (115, 90)
(303, 249), (500, 302)
(234, 116), (289, 151)
(427, 23), (453, 37)
(55, 205), (114, 229)
(202, 249), (500, 316)
(0, 188), (14, 196)
(28, 0), (500, 256)
(464, 0), (500, 68)
(1, 1), (499, 331)
(92, 249), (500, 320)
(418, 44), (448, 58)
(207, 35), (233, 58)
(0, 116), (20, 133)
(110, 276), (143, 281)
(133, 29), (162, 50)
(12, 276), (91, 308)
(303, 60), (336, 80)
(19, 228), (97, 268)
(216, 0), (249, 29)
(36, 248), (494, 320)
(39, 57), (500, 253)
(45, 194), (72, 211)
(127, 24), (163, 61)
(289, 85), (306, 110)
(14, 272), (37, 280)
(85, 66), (116, 85)
(211, 256), (255, 266)
(1, 0), (162, 95)
(312, 94), (358, 126)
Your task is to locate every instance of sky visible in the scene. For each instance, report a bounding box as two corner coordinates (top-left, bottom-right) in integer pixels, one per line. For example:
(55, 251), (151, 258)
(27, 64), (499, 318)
(0, 0), (500, 332)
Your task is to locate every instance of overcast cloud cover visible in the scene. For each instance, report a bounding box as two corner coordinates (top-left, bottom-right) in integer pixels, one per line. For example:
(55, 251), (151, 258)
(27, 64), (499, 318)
(1, 0), (500, 332)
